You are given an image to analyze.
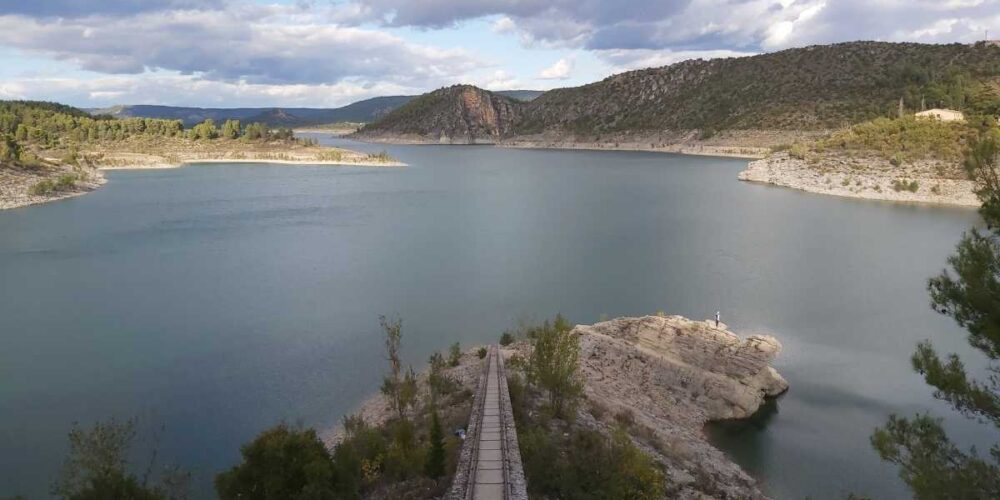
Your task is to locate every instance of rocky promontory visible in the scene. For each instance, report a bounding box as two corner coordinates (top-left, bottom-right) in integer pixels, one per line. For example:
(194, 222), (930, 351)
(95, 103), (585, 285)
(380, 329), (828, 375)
(333, 315), (787, 498)
(353, 85), (523, 144)
(739, 151), (980, 207)
(567, 315), (787, 498)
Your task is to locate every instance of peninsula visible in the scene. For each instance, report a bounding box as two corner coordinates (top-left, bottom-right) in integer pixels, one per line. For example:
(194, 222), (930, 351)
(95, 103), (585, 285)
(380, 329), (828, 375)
(0, 101), (401, 210)
(329, 314), (787, 499)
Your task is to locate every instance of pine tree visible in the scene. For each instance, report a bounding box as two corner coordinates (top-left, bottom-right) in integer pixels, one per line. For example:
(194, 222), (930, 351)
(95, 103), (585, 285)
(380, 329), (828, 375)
(425, 411), (445, 479)
(872, 123), (1000, 498)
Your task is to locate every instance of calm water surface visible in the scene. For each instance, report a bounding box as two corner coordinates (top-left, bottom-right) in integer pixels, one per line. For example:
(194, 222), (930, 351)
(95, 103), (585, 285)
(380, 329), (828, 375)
(1, 134), (994, 498)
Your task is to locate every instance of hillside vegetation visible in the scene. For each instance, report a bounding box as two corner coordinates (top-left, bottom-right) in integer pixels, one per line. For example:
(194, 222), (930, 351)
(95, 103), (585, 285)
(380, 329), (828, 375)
(359, 42), (1000, 145)
(519, 41), (1000, 135)
(813, 116), (976, 162)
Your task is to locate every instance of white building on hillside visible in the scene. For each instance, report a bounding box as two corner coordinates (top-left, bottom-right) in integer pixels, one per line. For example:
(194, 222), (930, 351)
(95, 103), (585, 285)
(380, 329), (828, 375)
(915, 108), (965, 122)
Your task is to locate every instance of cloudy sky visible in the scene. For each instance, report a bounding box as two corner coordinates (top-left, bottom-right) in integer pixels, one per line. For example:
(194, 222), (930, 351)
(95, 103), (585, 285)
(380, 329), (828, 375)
(0, 0), (997, 108)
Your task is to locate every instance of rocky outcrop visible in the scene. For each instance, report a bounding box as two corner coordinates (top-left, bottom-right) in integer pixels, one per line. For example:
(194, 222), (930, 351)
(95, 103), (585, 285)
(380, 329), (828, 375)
(354, 85), (523, 144)
(575, 315), (787, 426)
(565, 315), (788, 499)
(739, 152), (980, 207)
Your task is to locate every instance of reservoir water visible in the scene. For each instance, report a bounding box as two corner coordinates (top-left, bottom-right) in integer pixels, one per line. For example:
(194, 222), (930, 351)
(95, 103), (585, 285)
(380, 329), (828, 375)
(1, 135), (994, 498)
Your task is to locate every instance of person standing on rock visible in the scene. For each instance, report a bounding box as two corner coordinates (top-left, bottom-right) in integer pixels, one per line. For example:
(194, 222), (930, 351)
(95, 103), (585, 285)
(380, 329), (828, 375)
(715, 311), (721, 327)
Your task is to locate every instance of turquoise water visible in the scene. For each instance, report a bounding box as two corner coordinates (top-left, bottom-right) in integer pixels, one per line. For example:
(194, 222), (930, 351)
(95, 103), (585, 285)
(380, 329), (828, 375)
(0, 135), (993, 498)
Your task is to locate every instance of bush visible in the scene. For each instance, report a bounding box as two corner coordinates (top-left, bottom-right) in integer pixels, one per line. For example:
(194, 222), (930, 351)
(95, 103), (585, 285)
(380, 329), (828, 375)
(892, 179), (919, 192)
(788, 143), (809, 160)
(477, 347), (488, 359)
(215, 424), (337, 500)
(448, 343), (461, 367)
(29, 179), (55, 195)
(526, 314), (582, 419)
(520, 425), (664, 499)
(56, 174), (77, 190)
(499, 331), (515, 346)
(52, 418), (187, 500)
(820, 117), (970, 162)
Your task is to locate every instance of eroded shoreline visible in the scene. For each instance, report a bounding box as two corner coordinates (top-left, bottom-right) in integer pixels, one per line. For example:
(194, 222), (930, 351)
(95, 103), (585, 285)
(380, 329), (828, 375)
(1, 149), (404, 211)
(739, 152), (980, 207)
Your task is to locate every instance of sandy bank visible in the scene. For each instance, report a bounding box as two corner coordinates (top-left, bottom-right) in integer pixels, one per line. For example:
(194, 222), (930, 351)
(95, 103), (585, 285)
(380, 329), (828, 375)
(98, 157), (405, 170)
(353, 134), (770, 159)
(352, 129), (829, 160)
(1, 144), (403, 211)
(0, 166), (106, 211)
(739, 152), (980, 207)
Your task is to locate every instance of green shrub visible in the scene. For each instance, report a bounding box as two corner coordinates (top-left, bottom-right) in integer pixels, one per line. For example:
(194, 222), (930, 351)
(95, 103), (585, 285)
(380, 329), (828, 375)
(215, 424), (336, 500)
(892, 179), (920, 192)
(519, 425), (665, 499)
(499, 331), (515, 346)
(788, 143), (809, 160)
(477, 347), (488, 359)
(56, 174), (77, 190)
(448, 343), (461, 367)
(52, 418), (187, 500)
(61, 149), (79, 166)
(820, 117), (969, 162)
(367, 150), (395, 163)
(29, 179), (55, 195)
(526, 314), (582, 419)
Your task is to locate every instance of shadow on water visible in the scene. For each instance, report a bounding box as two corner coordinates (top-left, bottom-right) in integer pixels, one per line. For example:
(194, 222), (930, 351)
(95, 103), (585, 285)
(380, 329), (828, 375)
(705, 397), (782, 466)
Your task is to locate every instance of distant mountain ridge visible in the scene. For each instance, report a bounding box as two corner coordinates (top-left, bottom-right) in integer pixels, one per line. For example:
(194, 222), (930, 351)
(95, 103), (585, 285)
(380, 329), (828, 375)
(357, 42), (1000, 145)
(88, 90), (543, 128)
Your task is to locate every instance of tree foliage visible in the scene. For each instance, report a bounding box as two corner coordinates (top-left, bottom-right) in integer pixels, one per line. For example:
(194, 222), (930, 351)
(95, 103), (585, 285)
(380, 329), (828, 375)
(51, 418), (188, 500)
(378, 315), (417, 420)
(424, 412), (445, 479)
(872, 122), (1000, 498)
(526, 313), (583, 419)
(215, 424), (337, 500)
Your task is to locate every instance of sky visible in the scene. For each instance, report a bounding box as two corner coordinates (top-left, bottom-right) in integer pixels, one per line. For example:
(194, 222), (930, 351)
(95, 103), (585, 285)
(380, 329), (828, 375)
(0, 0), (997, 109)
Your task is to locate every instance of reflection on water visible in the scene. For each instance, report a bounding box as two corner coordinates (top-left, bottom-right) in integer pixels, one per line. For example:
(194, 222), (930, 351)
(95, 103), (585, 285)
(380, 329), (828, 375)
(705, 397), (782, 480)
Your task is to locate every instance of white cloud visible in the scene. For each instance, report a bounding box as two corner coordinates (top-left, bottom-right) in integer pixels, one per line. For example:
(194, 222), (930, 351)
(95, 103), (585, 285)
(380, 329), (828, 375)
(0, 72), (416, 108)
(342, 0), (1000, 52)
(476, 70), (522, 90)
(595, 48), (757, 74)
(492, 16), (516, 34)
(538, 58), (574, 79)
(0, 3), (486, 87)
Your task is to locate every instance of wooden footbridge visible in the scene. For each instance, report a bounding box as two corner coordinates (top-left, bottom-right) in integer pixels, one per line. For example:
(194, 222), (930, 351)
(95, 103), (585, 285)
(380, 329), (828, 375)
(445, 345), (528, 500)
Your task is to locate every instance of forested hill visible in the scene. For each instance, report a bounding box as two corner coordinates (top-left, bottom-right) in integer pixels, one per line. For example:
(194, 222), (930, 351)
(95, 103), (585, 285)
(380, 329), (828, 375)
(89, 95), (414, 127)
(360, 42), (1000, 143)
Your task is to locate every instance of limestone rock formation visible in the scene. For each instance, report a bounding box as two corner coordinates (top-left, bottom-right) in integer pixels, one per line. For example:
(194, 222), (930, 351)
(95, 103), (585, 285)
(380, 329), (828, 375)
(354, 85), (523, 144)
(576, 315), (787, 424)
(564, 315), (788, 499)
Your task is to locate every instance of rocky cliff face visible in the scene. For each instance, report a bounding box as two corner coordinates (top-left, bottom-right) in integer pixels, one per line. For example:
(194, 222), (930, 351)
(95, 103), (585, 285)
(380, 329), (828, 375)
(354, 85), (523, 144)
(567, 315), (788, 499)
